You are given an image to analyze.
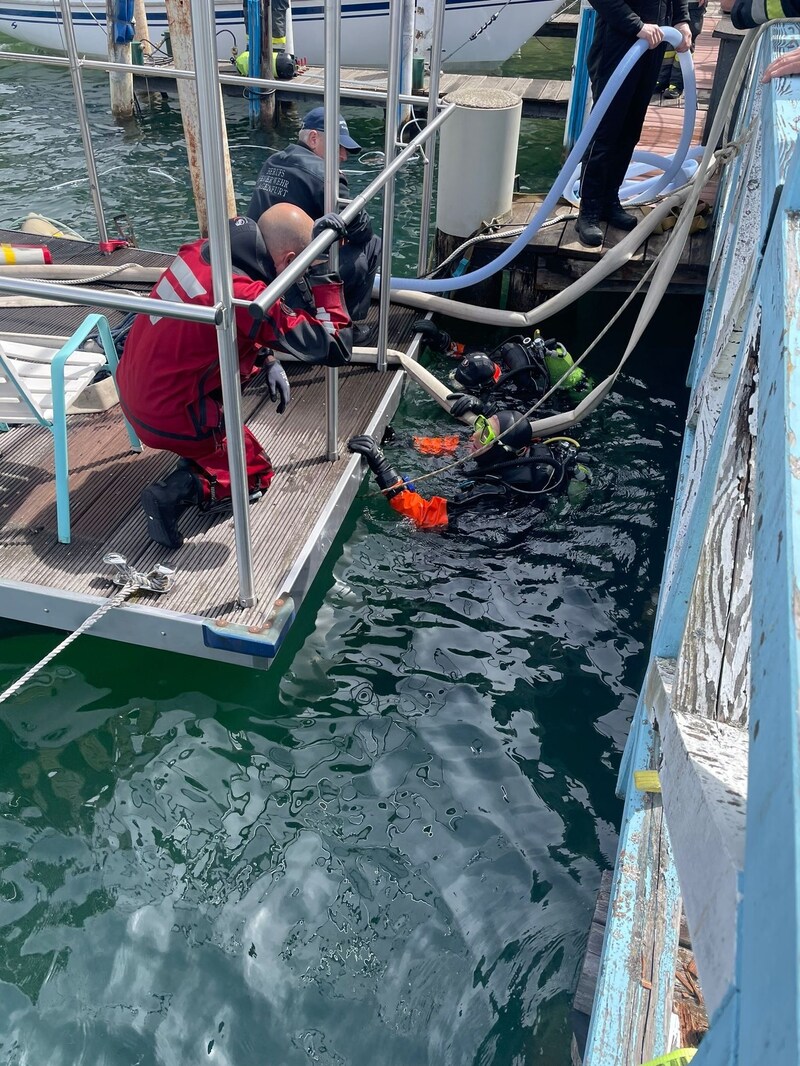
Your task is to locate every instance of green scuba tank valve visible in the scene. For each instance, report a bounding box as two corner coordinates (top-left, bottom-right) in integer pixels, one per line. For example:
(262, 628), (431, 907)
(543, 344), (586, 392)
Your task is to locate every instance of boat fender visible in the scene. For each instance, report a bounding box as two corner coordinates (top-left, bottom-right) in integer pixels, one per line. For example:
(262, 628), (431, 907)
(19, 212), (87, 241)
(114, 0), (134, 44)
(1, 244), (52, 265)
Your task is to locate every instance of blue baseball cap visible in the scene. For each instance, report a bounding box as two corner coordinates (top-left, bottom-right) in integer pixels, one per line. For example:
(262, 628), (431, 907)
(301, 107), (362, 152)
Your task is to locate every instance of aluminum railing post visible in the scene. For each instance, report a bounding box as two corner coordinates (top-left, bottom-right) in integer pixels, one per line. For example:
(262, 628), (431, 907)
(417, 0), (446, 275)
(190, 0), (257, 608)
(324, 0), (342, 461)
(376, 0), (404, 373)
(57, 0), (110, 246)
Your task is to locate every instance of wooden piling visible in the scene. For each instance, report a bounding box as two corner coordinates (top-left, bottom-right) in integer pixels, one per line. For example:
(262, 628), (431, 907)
(105, 0), (134, 117)
(163, 0), (237, 234)
(133, 0), (153, 56)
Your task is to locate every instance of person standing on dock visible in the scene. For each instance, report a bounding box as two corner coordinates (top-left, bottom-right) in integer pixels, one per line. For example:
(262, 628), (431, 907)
(116, 205), (353, 550)
(576, 0), (693, 247)
(246, 107), (381, 343)
(654, 0), (706, 98)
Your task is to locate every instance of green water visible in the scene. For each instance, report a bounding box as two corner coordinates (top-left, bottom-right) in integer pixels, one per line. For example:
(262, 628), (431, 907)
(0, 38), (696, 1065)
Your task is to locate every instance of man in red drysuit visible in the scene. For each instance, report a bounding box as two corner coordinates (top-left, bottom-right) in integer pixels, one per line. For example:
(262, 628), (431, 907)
(116, 203), (352, 549)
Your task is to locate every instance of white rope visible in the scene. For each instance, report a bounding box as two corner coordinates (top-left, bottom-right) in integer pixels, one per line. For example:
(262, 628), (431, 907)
(0, 583), (135, 706)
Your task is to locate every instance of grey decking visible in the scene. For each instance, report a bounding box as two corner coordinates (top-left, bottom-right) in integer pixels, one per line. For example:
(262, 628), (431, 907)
(287, 66), (572, 118)
(0, 230), (418, 658)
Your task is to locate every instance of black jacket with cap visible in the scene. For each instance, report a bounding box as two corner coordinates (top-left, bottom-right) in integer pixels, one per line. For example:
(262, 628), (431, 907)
(246, 143), (374, 246)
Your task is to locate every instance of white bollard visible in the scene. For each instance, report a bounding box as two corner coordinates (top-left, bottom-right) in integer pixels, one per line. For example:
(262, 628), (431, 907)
(436, 87), (522, 239)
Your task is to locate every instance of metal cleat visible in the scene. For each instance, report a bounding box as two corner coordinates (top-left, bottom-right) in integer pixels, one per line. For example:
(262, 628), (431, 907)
(103, 553), (176, 594)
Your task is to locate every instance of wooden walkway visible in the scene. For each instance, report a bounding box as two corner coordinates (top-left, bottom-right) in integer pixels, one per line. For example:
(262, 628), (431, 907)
(287, 4), (721, 124)
(0, 230), (415, 665)
(283, 64), (572, 119)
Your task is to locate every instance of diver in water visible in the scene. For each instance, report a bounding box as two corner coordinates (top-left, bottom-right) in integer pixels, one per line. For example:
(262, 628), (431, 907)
(348, 409), (591, 530)
(413, 321), (588, 407)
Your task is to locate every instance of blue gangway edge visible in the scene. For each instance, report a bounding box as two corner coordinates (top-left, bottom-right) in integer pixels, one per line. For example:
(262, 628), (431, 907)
(583, 22), (800, 1066)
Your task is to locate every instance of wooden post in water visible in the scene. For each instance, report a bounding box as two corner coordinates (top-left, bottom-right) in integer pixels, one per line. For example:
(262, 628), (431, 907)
(133, 0), (153, 56)
(164, 0), (237, 234)
(260, 0), (276, 127)
(105, 0), (135, 117)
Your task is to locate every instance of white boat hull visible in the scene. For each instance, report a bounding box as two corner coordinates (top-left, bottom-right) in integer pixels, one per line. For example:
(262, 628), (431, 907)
(0, 0), (563, 70)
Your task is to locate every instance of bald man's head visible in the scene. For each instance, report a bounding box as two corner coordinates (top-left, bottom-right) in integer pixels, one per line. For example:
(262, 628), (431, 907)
(257, 203), (314, 275)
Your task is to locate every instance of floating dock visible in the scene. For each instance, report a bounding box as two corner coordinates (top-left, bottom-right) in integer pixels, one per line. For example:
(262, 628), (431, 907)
(0, 230), (419, 669)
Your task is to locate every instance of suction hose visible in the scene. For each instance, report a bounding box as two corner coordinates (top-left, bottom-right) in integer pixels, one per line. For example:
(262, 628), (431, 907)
(385, 20), (760, 441)
(378, 25), (694, 296)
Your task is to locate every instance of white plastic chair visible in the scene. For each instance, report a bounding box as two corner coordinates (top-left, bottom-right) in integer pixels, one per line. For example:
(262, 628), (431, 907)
(0, 313), (141, 543)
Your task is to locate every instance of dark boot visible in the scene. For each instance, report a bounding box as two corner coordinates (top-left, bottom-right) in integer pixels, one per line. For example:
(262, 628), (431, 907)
(604, 202), (638, 231)
(576, 206), (603, 248)
(353, 322), (374, 346)
(199, 485), (265, 516)
(140, 468), (200, 550)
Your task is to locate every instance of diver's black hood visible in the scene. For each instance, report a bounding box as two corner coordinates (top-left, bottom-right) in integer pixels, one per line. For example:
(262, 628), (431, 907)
(200, 216), (278, 283)
(472, 410), (533, 470)
(451, 351), (498, 390)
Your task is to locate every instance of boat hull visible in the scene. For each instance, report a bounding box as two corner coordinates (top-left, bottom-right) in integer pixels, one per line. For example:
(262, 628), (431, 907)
(0, 0), (563, 69)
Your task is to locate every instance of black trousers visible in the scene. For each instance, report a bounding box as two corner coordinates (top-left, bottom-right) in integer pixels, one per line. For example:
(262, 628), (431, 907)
(657, 4), (704, 92)
(341, 235), (381, 323)
(580, 23), (666, 213)
(242, 0), (289, 40)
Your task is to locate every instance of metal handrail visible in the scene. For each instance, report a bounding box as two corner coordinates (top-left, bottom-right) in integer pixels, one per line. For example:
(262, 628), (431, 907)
(2, 11), (457, 612)
(5, 50), (434, 107)
(417, 0), (447, 276)
(191, 0), (256, 608)
(0, 275), (222, 324)
(57, 0), (109, 244)
(249, 101), (456, 318)
(323, 0), (343, 461)
(375, 0), (404, 374)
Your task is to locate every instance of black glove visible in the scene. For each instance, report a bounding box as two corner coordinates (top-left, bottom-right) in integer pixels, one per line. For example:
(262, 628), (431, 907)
(348, 435), (406, 498)
(312, 212), (348, 243)
(266, 359), (290, 414)
(412, 319), (453, 355)
(447, 392), (484, 418)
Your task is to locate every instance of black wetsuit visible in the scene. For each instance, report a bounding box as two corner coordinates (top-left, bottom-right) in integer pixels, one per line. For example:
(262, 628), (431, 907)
(246, 143), (381, 322)
(581, 0), (690, 214)
(388, 443), (587, 529)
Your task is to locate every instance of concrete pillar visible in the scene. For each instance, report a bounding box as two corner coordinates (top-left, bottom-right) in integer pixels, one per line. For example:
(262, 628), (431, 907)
(436, 87), (521, 238)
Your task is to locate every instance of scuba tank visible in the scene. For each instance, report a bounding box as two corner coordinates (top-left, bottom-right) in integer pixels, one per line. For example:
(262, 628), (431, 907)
(495, 332), (587, 395)
(494, 335), (551, 397)
(538, 336), (586, 392)
(468, 428), (592, 503)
